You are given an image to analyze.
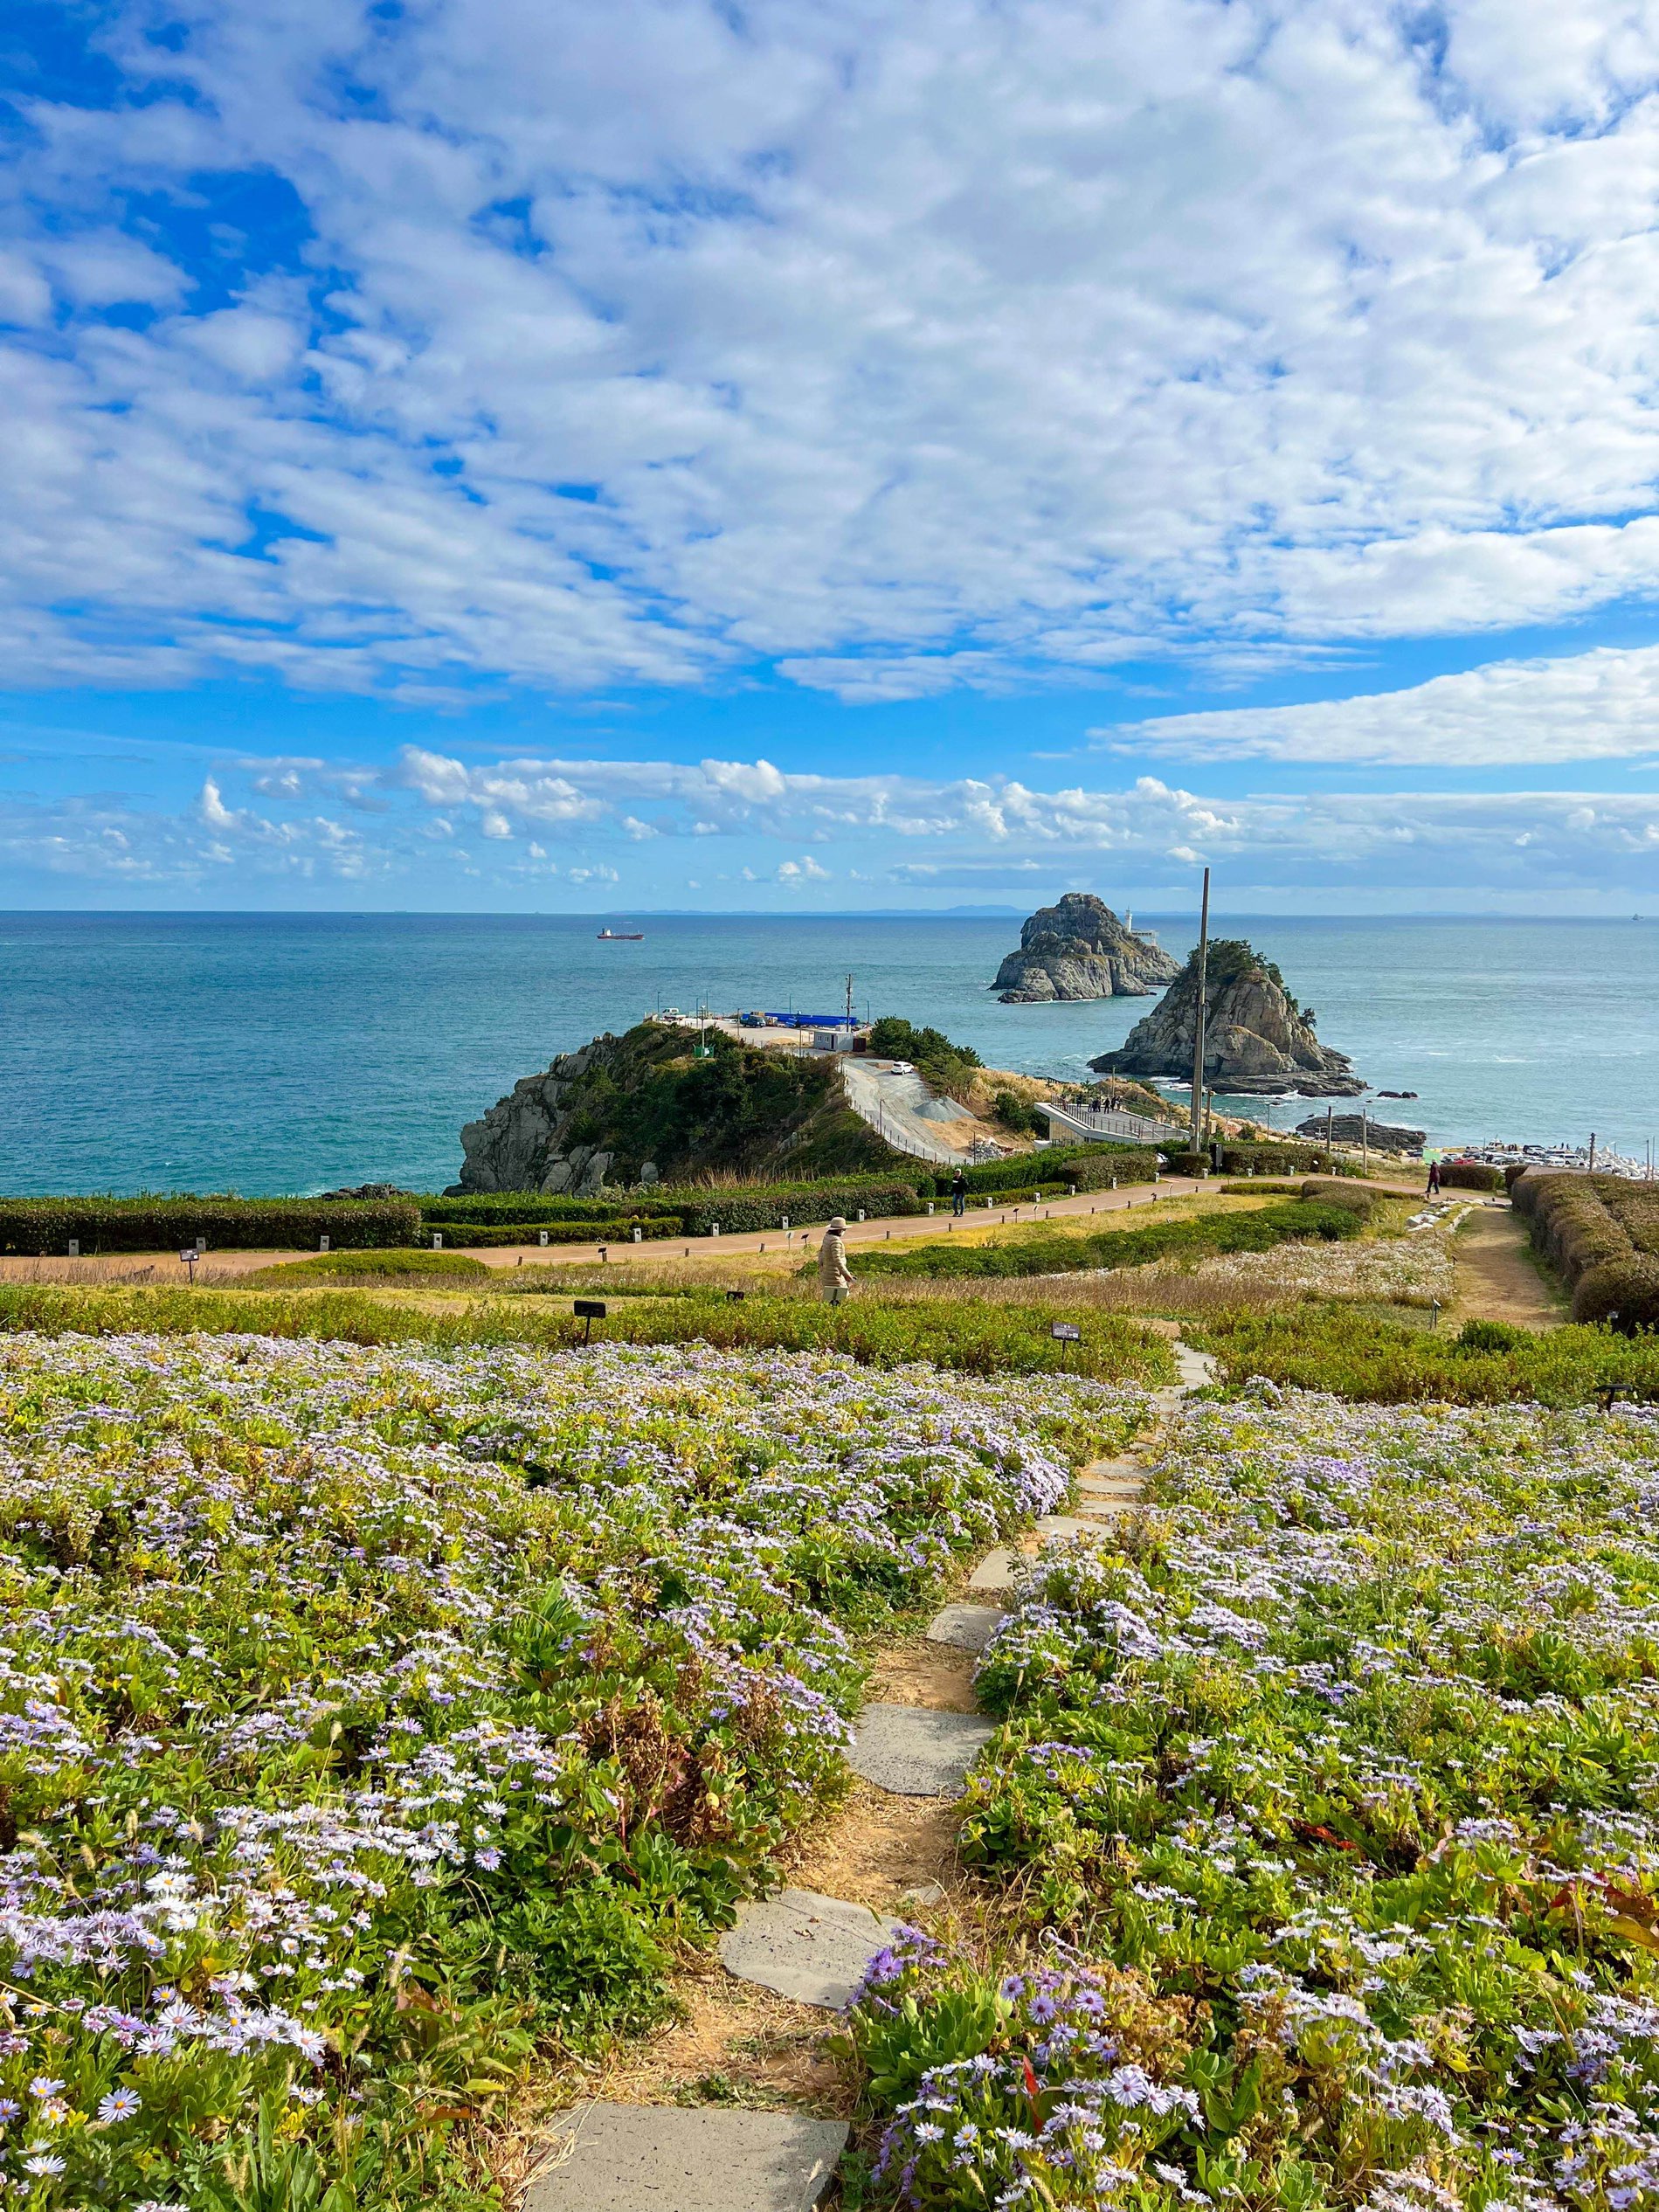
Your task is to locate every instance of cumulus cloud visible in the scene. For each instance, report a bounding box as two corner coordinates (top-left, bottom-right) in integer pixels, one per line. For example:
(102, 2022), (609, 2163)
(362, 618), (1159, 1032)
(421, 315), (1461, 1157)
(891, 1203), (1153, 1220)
(9, 2), (1659, 696)
(3, 749), (1656, 898)
(1094, 644), (1659, 765)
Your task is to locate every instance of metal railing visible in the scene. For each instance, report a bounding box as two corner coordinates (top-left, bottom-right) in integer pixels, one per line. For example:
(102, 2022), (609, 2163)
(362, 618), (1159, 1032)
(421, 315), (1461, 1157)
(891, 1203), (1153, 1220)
(1038, 1099), (1186, 1147)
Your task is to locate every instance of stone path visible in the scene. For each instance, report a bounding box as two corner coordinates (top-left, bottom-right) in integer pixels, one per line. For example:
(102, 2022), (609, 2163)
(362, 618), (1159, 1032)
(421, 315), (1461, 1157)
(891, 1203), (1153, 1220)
(718, 1890), (906, 2010)
(525, 1338), (1215, 2209)
(527, 2104), (848, 2212)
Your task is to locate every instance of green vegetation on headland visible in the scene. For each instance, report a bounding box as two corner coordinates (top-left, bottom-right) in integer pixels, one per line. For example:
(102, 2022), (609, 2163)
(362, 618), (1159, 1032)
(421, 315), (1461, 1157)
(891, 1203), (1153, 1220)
(857, 1194), (1368, 1280)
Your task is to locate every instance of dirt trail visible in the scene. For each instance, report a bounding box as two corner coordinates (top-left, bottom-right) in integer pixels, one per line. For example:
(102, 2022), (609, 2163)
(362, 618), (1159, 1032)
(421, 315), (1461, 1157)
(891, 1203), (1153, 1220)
(520, 1343), (1215, 2204)
(1451, 1206), (1566, 1331)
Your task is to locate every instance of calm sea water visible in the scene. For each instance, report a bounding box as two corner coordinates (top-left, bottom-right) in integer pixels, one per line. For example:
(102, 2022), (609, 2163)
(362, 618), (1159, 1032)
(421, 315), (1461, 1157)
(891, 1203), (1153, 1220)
(3, 913), (1656, 1194)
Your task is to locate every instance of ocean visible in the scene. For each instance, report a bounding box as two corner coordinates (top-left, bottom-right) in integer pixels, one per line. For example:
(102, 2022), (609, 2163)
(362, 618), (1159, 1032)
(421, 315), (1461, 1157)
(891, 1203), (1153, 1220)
(3, 912), (1656, 1195)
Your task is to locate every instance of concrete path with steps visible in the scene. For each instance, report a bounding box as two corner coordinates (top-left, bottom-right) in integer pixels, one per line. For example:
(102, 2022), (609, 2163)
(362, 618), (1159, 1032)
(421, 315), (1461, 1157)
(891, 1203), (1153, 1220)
(537, 1338), (1213, 2207)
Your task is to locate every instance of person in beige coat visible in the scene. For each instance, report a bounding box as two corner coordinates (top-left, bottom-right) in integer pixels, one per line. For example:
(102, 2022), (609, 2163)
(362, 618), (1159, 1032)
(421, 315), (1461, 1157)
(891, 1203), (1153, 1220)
(817, 1216), (853, 1304)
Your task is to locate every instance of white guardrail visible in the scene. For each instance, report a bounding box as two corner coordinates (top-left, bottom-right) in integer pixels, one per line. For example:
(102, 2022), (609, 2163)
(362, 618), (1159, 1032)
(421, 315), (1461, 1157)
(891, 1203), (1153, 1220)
(1038, 1100), (1187, 1148)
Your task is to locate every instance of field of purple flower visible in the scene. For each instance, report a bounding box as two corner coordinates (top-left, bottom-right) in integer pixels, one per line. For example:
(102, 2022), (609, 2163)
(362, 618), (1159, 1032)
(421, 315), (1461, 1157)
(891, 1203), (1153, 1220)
(847, 1391), (1659, 2212)
(0, 1331), (1150, 2209)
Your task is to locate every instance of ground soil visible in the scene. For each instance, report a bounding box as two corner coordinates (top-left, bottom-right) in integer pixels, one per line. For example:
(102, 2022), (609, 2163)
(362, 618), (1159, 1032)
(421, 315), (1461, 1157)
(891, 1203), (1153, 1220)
(1451, 1206), (1567, 1331)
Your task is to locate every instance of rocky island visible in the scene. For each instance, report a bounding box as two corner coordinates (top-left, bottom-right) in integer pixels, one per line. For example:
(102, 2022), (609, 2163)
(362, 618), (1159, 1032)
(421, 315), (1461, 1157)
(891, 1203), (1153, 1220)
(992, 892), (1179, 1002)
(451, 1020), (898, 1194)
(1296, 1110), (1425, 1153)
(1090, 937), (1363, 1096)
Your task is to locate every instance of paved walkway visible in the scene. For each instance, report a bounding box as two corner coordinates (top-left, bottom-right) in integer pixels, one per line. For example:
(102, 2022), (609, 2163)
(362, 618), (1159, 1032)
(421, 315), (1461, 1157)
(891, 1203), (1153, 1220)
(524, 1336), (1219, 2210)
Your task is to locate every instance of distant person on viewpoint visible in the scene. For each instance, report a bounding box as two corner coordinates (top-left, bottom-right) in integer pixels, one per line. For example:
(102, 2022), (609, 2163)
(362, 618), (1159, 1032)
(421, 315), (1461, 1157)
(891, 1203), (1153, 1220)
(1426, 1160), (1441, 1198)
(818, 1216), (853, 1305)
(950, 1168), (967, 1216)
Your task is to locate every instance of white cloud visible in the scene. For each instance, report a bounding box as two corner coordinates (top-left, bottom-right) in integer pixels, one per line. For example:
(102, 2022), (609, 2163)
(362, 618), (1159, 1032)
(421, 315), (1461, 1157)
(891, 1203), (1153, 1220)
(1094, 644), (1659, 764)
(4, 749), (1657, 899)
(10, 3), (1659, 694)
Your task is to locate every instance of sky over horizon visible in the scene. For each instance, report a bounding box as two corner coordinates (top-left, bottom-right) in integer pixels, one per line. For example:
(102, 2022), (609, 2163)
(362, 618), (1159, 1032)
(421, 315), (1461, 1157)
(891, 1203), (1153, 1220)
(5, 0), (1659, 911)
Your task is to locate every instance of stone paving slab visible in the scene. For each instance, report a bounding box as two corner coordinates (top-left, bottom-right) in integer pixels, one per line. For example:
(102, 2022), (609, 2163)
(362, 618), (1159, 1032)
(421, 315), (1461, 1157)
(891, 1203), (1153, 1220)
(926, 1601), (1006, 1654)
(1034, 1513), (1106, 1539)
(528, 2103), (848, 2212)
(966, 1547), (1020, 1594)
(1081, 1455), (1144, 1479)
(719, 1888), (903, 2009)
(848, 1704), (994, 1794)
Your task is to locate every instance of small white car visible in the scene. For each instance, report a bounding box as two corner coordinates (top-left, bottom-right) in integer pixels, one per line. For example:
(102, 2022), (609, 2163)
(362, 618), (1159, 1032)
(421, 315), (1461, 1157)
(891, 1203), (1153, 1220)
(888, 1060), (916, 1075)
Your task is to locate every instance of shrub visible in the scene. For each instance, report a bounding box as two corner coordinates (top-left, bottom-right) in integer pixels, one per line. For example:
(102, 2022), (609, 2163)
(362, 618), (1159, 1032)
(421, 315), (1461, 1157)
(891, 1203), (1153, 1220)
(866, 1016), (983, 1101)
(671, 1177), (924, 1235)
(430, 1216), (686, 1248)
(0, 1194), (419, 1255)
(0, 1330), (1152, 2206)
(1216, 1141), (1356, 1176)
(244, 1248), (493, 1285)
(1437, 1158), (1504, 1192)
(419, 1192), (684, 1222)
(860, 1198), (1363, 1282)
(1456, 1316), (1528, 1351)
(1189, 1303), (1659, 1404)
(1571, 1255), (1659, 1331)
(1165, 1151), (1209, 1177)
(992, 1088), (1043, 1136)
(1298, 1177), (1381, 1218)
(1220, 1179), (1303, 1196)
(1510, 1172), (1650, 1286)
(0, 1281), (1172, 1385)
(936, 1146), (1157, 1197)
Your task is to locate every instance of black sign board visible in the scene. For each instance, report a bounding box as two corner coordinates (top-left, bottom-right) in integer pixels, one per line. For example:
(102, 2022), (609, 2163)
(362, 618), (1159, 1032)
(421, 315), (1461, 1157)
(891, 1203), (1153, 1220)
(1051, 1322), (1082, 1342)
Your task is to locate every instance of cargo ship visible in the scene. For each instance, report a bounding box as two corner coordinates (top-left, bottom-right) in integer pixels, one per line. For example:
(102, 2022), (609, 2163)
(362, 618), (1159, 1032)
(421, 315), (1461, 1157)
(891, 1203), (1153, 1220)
(596, 927), (645, 941)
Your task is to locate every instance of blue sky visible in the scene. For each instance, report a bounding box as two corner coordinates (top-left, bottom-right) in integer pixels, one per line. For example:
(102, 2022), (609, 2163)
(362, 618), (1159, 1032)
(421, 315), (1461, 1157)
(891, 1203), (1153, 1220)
(4, 0), (1659, 912)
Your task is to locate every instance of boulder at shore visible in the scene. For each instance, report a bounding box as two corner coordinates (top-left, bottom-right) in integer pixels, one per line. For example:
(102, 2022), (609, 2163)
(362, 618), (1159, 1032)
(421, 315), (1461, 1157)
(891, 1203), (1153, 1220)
(1090, 938), (1363, 1096)
(1296, 1112), (1426, 1154)
(992, 893), (1179, 1003)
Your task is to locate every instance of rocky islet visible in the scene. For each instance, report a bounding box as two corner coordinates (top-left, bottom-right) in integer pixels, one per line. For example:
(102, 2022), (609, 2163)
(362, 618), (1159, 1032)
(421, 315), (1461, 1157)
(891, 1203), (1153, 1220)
(992, 891), (1179, 1002)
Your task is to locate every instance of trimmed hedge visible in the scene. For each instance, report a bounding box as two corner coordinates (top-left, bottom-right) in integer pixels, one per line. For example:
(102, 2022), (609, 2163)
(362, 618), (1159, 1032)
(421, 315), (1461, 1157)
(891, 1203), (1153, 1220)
(1299, 1178), (1382, 1220)
(419, 1192), (684, 1224)
(1437, 1159), (1505, 1192)
(1511, 1172), (1659, 1296)
(0, 1195), (420, 1255)
(672, 1178), (926, 1235)
(933, 1146), (1158, 1197)
(428, 1217), (686, 1249)
(1215, 1142), (1354, 1176)
(1573, 1256), (1659, 1332)
(1165, 1152), (1209, 1178)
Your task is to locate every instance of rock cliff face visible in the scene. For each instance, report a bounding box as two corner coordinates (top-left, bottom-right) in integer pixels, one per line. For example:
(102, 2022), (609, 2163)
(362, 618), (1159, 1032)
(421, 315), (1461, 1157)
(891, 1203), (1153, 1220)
(1090, 939), (1363, 1096)
(992, 892), (1179, 1002)
(453, 1039), (619, 1195)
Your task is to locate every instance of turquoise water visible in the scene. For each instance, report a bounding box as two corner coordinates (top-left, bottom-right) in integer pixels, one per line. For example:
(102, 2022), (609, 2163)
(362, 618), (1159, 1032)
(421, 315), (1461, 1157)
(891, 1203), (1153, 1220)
(3, 913), (1656, 1194)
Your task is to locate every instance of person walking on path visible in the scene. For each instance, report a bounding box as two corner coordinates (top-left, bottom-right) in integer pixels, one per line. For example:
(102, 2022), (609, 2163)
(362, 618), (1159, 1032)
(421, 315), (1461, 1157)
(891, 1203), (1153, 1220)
(817, 1215), (854, 1305)
(950, 1168), (967, 1216)
(1426, 1159), (1441, 1198)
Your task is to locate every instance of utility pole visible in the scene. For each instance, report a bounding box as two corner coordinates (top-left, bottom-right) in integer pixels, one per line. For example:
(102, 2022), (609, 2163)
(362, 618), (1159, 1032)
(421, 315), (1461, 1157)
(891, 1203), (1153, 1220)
(845, 972), (854, 1027)
(1589, 1130), (1598, 1173)
(1189, 867), (1211, 1152)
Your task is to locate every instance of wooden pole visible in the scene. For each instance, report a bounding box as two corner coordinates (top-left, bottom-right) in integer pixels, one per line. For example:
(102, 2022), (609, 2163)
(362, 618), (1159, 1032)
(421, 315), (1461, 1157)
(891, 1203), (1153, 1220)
(1190, 867), (1210, 1152)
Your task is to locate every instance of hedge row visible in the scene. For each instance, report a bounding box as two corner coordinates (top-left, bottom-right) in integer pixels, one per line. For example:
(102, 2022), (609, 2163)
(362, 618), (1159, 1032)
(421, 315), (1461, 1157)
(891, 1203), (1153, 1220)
(428, 1218), (686, 1249)
(1437, 1159), (1505, 1192)
(924, 1145), (1158, 1197)
(0, 1196), (421, 1255)
(673, 1178), (926, 1235)
(418, 1192), (684, 1224)
(1512, 1171), (1659, 1324)
(1216, 1142), (1355, 1176)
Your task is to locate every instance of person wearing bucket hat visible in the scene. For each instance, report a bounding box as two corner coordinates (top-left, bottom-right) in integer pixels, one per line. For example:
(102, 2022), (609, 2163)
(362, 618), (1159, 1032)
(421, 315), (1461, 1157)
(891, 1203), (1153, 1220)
(817, 1215), (853, 1305)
